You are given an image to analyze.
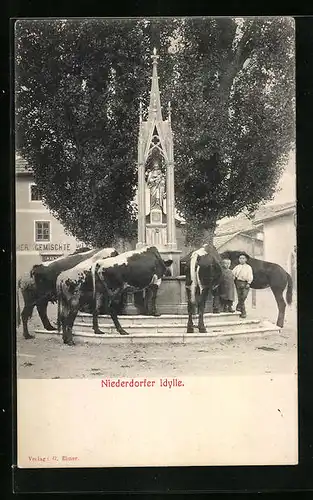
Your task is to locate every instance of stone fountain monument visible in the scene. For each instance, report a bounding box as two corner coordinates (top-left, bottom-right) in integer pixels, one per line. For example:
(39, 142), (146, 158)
(136, 48), (182, 277)
(122, 48), (185, 315)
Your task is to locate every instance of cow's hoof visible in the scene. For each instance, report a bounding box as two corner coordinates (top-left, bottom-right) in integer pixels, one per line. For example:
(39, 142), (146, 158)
(45, 325), (57, 331)
(151, 312), (161, 317)
(187, 327), (194, 333)
(213, 309), (220, 314)
(276, 322), (284, 329)
(198, 327), (207, 334)
(94, 329), (105, 335)
(23, 334), (35, 339)
(63, 340), (75, 346)
(119, 330), (129, 336)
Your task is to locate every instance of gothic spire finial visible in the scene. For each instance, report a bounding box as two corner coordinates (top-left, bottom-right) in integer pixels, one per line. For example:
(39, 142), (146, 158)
(139, 100), (142, 122)
(147, 47), (162, 119)
(151, 47), (159, 65)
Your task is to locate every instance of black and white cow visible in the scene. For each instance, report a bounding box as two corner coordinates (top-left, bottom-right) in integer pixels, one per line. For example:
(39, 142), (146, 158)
(56, 247), (118, 345)
(90, 246), (173, 338)
(185, 243), (222, 333)
(16, 247), (99, 339)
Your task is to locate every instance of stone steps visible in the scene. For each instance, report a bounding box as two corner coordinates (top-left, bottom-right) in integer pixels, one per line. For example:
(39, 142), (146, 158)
(34, 322), (280, 344)
(74, 318), (262, 335)
(74, 311), (265, 335)
(34, 314), (280, 344)
(76, 311), (243, 326)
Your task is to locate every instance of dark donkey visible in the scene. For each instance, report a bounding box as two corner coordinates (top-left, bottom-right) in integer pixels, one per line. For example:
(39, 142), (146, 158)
(185, 243), (222, 333)
(220, 250), (293, 328)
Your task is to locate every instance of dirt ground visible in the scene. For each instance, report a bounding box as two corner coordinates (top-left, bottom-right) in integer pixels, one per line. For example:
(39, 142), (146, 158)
(16, 306), (297, 379)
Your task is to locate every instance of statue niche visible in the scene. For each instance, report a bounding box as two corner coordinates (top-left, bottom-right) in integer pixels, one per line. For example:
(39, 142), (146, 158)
(146, 160), (166, 210)
(145, 159), (167, 247)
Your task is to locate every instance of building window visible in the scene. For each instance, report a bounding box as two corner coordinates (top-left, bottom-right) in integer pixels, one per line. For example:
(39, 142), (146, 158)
(30, 184), (42, 201)
(35, 221), (51, 242)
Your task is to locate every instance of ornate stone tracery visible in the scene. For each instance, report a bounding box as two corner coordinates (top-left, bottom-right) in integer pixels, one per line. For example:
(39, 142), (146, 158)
(136, 48), (177, 257)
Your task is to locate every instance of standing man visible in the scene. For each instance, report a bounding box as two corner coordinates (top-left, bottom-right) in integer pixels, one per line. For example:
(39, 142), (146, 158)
(232, 254), (254, 318)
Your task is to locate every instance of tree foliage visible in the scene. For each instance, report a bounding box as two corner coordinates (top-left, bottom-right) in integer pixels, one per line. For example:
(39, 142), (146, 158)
(158, 17), (295, 243)
(15, 17), (295, 247)
(15, 19), (150, 246)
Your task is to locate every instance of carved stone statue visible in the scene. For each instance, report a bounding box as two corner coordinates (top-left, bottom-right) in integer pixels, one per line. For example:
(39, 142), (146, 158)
(147, 162), (165, 208)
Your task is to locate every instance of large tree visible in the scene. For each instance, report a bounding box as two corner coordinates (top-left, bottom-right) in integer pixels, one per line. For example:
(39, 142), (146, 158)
(15, 19), (151, 246)
(158, 17), (295, 244)
(16, 17), (295, 248)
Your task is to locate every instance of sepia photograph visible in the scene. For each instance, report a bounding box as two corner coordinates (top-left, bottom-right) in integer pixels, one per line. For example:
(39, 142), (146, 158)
(15, 17), (297, 468)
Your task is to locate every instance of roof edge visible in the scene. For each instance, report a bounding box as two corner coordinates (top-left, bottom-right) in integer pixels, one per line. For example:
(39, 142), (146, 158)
(215, 225), (262, 237)
(254, 206), (296, 224)
(213, 232), (240, 249)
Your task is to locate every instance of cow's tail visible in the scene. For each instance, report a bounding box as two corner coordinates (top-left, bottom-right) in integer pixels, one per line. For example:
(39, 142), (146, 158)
(57, 295), (62, 334)
(286, 272), (293, 306)
(190, 251), (199, 305)
(56, 279), (62, 333)
(16, 279), (21, 327)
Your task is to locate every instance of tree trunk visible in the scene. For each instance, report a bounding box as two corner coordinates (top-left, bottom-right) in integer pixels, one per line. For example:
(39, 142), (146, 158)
(201, 225), (216, 245)
(214, 20), (256, 135)
(185, 219), (217, 248)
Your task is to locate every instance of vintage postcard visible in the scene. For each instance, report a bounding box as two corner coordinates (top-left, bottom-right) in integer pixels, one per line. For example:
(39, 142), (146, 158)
(15, 17), (297, 469)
